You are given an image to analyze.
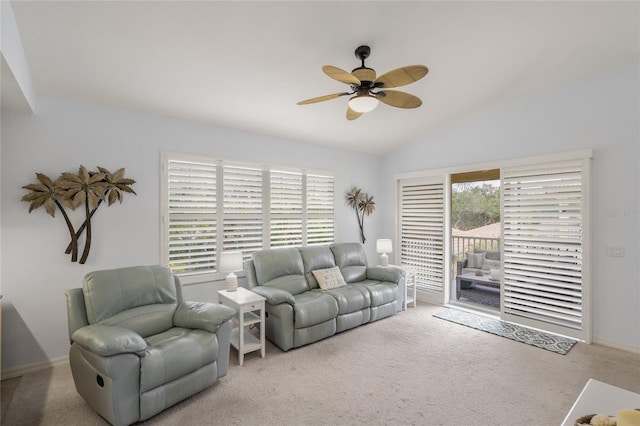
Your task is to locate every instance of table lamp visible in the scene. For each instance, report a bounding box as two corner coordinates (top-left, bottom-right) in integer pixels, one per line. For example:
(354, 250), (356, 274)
(220, 251), (243, 292)
(376, 239), (392, 266)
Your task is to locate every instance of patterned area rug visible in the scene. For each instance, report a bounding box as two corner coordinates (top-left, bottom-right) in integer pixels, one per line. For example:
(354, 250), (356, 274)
(433, 309), (577, 355)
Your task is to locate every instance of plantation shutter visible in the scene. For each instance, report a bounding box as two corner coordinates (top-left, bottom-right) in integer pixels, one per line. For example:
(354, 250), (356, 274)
(502, 158), (590, 341)
(223, 163), (263, 259)
(306, 173), (335, 246)
(270, 169), (303, 247)
(399, 177), (445, 293)
(166, 159), (217, 278)
(163, 152), (336, 283)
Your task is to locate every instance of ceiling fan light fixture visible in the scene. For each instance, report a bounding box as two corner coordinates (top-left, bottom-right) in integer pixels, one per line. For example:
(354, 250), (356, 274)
(348, 94), (378, 113)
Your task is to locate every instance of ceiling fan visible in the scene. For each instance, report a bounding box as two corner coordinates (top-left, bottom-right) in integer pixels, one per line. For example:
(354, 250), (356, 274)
(297, 45), (428, 120)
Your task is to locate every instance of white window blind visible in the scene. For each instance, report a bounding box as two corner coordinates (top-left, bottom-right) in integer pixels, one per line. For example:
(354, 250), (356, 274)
(270, 169), (303, 247)
(307, 173), (335, 246)
(166, 159), (217, 278)
(399, 178), (445, 292)
(162, 152), (335, 282)
(502, 158), (589, 340)
(223, 162), (263, 258)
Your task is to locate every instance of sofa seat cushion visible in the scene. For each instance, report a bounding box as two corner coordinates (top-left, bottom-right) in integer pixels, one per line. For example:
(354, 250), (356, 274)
(353, 281), (398, 307)
(141, 327), (218, 392)
(316, 285), (371, 315)
(292, 292), (339, 329)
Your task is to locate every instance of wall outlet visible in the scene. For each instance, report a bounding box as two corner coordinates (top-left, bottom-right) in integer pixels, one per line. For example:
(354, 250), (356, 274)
(606, 246), (625, 257)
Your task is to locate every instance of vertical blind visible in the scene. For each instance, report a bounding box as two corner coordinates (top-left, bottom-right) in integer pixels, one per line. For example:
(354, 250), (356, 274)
(163, 153), (335, 282)
(399, 178), (445, 292)
(502, 159), (587, 338)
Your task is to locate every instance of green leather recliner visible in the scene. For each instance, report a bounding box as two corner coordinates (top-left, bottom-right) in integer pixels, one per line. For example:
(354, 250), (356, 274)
(65, 265), (235, 426)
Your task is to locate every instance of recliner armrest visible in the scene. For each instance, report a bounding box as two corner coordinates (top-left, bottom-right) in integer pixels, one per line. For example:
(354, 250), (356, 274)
(251, 286), (295, 305)
(71, 324), (147, 357)
(367, 265), (405, 283)
(174, 301), (235, 333)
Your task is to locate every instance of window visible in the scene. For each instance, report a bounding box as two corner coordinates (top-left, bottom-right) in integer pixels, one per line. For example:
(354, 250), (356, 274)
(161, 152), (335, 284)
(270, 169), (303, 247)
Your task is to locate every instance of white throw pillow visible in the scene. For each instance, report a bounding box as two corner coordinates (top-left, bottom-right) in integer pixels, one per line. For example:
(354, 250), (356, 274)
(467, 252), (486, 269)
(482, 258), (501, 271)
(312, 266), (347, 290)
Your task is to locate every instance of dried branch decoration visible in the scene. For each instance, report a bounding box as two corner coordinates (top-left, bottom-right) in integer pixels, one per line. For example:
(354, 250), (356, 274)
(345, 185), (375, 244)
(22, 166), (136, 264)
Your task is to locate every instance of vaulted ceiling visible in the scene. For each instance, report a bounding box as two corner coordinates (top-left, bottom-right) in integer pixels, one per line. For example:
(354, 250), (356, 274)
(7, 1), (639, 154)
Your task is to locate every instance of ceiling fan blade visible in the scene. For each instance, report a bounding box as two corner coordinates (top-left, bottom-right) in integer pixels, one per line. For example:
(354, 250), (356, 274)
(297, 92), (350, 105)
(323, 65), (361, 85)
(374, 65), (428, 88)
(377, 90), (422, 109)
(346, 107), (363, 120)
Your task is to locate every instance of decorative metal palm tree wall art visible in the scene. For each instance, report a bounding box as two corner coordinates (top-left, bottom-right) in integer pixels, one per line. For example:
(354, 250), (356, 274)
(22, 166), (136, 264)
(345, 186), (375, 244)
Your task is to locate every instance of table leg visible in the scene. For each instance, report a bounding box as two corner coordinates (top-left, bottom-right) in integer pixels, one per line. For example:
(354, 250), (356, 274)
(238, 309), (244, 366)
(260, 305), (265, 358)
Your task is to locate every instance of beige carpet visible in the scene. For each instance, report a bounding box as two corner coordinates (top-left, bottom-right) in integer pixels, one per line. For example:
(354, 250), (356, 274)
(3, 303), (639, 425)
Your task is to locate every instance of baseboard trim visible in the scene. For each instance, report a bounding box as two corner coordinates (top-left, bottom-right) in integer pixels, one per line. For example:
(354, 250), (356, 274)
(592, 337), (640, 355)
(2, 356), (69, 380)
(416, 290), (444, 305)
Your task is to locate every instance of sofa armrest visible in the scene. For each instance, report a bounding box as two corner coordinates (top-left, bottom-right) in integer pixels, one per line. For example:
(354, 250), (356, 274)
(456, 259), (467, 275)
(251, 286), (295, 306)
(71, 324), (147, 357)
(174, 301), (235, 333)
(366, 265), (405, 283)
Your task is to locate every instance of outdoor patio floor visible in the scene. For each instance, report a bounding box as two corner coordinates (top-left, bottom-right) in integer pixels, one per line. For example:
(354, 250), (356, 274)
(457, 283), (500, 310)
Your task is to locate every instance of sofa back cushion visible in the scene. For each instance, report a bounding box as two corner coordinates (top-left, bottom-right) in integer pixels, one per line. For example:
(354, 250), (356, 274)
(82, 265), (177, 337)
(475, 249), (500, 261)
(331, 243), (368, 283)
(299, 246), (336, 289)
(252, 248), (309, 295)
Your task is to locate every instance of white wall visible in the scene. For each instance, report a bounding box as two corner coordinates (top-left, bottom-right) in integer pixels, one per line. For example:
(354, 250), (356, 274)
(380, 61), (640, 351)
(0, 97), (384, 373)
(2, 60), (637, 373)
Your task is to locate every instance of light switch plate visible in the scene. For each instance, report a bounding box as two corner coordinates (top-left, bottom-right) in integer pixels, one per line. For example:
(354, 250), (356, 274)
(606, 246), (625, 257)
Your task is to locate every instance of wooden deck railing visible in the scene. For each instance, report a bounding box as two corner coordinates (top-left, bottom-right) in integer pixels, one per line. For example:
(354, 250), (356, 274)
(451, 236), (500, 264)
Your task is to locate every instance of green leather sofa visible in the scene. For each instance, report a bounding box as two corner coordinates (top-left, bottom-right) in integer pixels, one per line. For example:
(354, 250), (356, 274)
(244, 243), (405, 351)
(65, 265), (236, 426)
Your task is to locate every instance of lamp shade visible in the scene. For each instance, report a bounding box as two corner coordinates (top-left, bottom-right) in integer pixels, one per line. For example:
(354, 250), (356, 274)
(348, 94), (379, 113)
(219, 251), (243, 273)
(376, 239), (392, 254)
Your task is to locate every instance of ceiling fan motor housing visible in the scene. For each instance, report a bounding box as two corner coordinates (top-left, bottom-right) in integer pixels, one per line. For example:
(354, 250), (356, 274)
(351, 67), (376, 85)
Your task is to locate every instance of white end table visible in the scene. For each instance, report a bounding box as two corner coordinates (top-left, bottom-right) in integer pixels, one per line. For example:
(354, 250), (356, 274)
(217, 287), (266, 366)
(400, 266), (417, 310)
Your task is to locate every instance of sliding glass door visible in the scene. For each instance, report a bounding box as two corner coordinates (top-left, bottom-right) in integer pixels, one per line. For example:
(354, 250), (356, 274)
(397, 152), (591, 342)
